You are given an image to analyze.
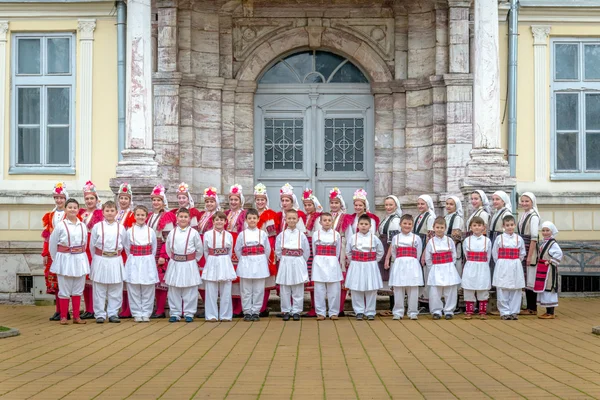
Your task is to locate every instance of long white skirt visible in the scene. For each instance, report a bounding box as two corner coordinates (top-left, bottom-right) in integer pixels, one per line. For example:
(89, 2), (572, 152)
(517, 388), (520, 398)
(461, 261), (491, 291)
(165, 260), (202, 288)
(202, 256), (237, 282)
(427, 262), (461, 287)
(236, 255), (270, 279)
(276, 256), (308, 286)
(493, 260), (525, 289)
(50, 253), (89, 277)
(125, 255), (159, 285)
(345, 261), (383, 292)
(389, 258), (423, 288)
(311, 256), (343, 283)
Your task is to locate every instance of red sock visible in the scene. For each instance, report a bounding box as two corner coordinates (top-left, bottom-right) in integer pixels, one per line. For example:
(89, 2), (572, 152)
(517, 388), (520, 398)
(55, 293), (61, 313)
(199, 289), (206, 303)
(59, 298), (69, 320)
(155, 289), (167, 315)
(305, 291), (317, 316)
(120, 291), (131, 317)
(260, 289), (270, 313)
(232, 298), (242, 315)
(84, 285), (94, 313)
(465, 301), (475, 315)
(72, 296), (81, 320)
(479, 301), (488, 315)
(340, 289), (348, 313)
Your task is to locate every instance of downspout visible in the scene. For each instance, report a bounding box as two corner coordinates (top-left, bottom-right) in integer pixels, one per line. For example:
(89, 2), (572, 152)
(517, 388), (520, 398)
(507, 0), (519, 212)
(116, 0), (126, 161)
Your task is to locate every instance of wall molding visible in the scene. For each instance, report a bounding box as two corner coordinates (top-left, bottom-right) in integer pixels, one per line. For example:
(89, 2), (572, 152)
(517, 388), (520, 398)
(531, 25), (551, 184)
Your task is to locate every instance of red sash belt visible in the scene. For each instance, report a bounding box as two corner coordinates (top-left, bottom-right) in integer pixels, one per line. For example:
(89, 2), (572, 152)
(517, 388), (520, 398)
(172, 253), (196, 262)
(130, 244), (152, 256)
(498, 248), (520, 260)
(94, 247), (122, 257)
(432, 251), (453, 265)
(466, 251), (488, 262)
(534, 260), (550, 292)
(282, 248), (304, 257)
(242, 245), (265, 256)
(315, 245), (337, 256)
(57, 245), (85, 254)
(396, 247), (417, 259)
(266, 224), (277, 237)
(352, 251), (377, 262)
(208, 248), (229, 256)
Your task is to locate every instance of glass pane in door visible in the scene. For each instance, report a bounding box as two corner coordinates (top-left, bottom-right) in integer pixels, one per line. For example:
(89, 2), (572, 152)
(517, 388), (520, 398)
(323, 117), (364, 171)
(264, 118), (304, 170)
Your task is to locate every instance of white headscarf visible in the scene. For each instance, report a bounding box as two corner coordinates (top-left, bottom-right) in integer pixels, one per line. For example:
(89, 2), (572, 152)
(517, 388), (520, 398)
(228, 184), (245, 209)
(303, 189), (323, 213)
(384, 195), (402, 218)
(280, 183), (300, 210)
(541, 221), (558, 236)
(353, 188), (371, 212)
(203, 187), (221, 211)
(445, 195), (463, 218)
(51, 182), (69, 212)
(329, 187), (347, 212)
(493, 190), (512, 212)
(473, 190), (491, 214)
(520, 191), (539, 216)
(254, 183), (270, 209)
(176, 182), (194, 208)
(418, 194), (436, 218)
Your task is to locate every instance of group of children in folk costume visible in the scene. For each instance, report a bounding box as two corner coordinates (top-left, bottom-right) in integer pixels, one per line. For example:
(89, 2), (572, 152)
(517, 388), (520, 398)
(43, 178), (564, 323)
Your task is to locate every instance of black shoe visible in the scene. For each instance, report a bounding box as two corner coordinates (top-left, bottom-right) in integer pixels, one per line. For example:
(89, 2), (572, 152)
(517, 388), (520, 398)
(259, 309), (270, 318)
(243, 314), (252, 322)
(118, 314), (132, 319)
(275, 313), (285, 318)
(195, 311), (205, 319)
(252, 314), (260, 322)
(96, 317), (105, 324)
(292, 313), (300, 321)
(151, 313), (166, 319)
(433, 314), (441, 320)
(356, 313), (364, 321)
(108, 316), (121, 323)
(445, 314), (453, 320)
(282, 313), (291, 321)
(367, 315), (375, 321)
(338, 311), (346, 317)
(232, 312), (245, 319)
(81, 312), (95, 320)
(49, 312), (61, 321)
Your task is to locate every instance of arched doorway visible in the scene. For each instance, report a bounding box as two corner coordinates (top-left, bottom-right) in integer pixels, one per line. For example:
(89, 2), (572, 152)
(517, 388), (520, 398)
(254, 50), (374, 205)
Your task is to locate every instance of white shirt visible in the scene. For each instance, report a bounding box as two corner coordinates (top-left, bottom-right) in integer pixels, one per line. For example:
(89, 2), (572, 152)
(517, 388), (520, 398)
(275, 228), (310, 261)
(91, 221), (125, 252)
(391, 232), (423, 261)
(203, 229), (233, 258)
(346, 232), (384, 261)
(166, 226), (203, 261)
(49, 219), (88, 258)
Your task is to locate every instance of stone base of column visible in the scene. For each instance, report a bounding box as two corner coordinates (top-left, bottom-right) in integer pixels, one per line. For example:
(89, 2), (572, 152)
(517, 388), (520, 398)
(109, 177), (158, 208)
(461, 148), (515, 196)
(115, 149), (158, 178)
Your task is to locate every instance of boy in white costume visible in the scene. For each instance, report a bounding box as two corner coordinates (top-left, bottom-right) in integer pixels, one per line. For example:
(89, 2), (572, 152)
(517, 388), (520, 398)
(236, 208), (272, 322)
(203, 211), (237, 322)
(49, 198), (90, 325)
(311, 212), (342, 320)
(91, 201), (127, 324)
(276, 209), (310, 321)
(387, 214), (423, 320)
(124, 205), (159, 322)
(492, 215), (526, 320)
(414, 194), (435, 311)
(462, 216), (492, 320)
(536, 221), (563, 320)
(426, 217), (461, 320)
(165, 208), (204, 323)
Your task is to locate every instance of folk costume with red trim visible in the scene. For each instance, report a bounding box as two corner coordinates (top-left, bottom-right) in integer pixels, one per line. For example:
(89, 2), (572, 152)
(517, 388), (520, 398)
(302, 189), (323, 317)
(255, 183), (280, 289)
(147, 185), (170, 302)
(42, 182), (69, 296)
(276, 183), (307, 233)
(116, 183), (136, 318)
(197, 187), (220, 281)
(225, 185), (247, 296)
(341, 189), (380, 236)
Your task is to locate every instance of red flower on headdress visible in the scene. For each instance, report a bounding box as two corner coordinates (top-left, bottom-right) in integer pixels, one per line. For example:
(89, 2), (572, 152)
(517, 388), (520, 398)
(122, 187), (128, 193)
(330, 191), (337, 199)
(231, 187), (239, 194)
(206, 189), (216, 197)
(55, 187), (63, 194)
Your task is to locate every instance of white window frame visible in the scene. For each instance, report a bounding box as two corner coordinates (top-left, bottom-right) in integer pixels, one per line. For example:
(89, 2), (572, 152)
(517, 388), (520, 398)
(10, 32), (76, 175)
(551, 38), (600, 180)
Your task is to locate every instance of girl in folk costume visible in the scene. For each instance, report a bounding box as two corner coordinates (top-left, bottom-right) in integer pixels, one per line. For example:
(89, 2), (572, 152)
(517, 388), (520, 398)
(165, 208), (203, 322)
(302, 188), (323, 317)
(79, 181), (104, 320)
(277, 183), (307, 233)
(345, 214), (385, 321)
(414, 194), (436, 309)
(254, 183), (280, 317)
(236, 209), (272, 321)
(535, 221), (563, 319)
(462, 216), (492, 320)
(519, 192), (541, 315)
(196, 187), (220, 316)
(275, 209), (310, 321)
(203, 212), (237, 322)
(386, 214), (423, 320)
(329, 187), (349, 316)
(312, 212), (343, 320)
(489, 191), (513, 275)
(157, 182), (202, 234)
(425, 217), (461, 320)
(492, 215), (526, 320)
(342, 189), (380, 238)
(49, 198), (89, 325)
(43, 182), (69, 321)
(444, 196), (464, 275)
(90, 201), (127, 324)
(379, 195), (402, 316)
(124, 205), (158, 322)
(147, 185), (169, 318)
(225, 184), (247, 317)
(115, 183), (136, 318)
(466, 190), (491, 236)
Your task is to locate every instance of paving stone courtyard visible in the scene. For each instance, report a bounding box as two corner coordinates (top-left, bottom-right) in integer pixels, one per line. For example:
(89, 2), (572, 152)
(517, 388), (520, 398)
(1, 298), (600, 399)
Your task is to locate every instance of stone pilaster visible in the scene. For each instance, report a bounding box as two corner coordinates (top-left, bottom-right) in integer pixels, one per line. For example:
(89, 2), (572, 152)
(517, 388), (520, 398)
(392, 82), (407, 196)
(221, 79), (237, 192)
(431, 76), (447, 194)
(448, 0), (471, 73)
(178, 77), (194, 186)
(435, 1), (449, 75)
(394, 5), (408, 80)
(531, 25), (551, 183)
(373, 84), (394, 205)
(233, 81), (256, 194)
(153, 72), (182, 184)
(177, 8), (192, 74)
(157, 0), (178, 72)
(190, 6), (220, 77)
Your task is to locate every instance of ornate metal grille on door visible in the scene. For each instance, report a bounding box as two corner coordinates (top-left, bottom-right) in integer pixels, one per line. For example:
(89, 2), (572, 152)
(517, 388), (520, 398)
(264, 118), (304, 170)
(324, 117), (365, 171)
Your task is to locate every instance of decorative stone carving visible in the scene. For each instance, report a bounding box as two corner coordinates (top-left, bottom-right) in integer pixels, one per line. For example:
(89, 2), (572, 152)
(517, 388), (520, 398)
(77, 19), (96, 40)
(233, 18), (295, 60)
(531, 25), (551, 45)
(330, 18), (395, 60)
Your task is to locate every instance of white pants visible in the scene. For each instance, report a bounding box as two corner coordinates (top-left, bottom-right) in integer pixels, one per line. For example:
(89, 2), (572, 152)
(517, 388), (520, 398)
(205, 280), (232, 321)
(351, 290), (377, 316)
(497, 288), (522, 316)
(393, 286), (419, 318)
(429, 285), (458, 316)
(280, 283), (304, 314)
(127, 283), (155, 318)
(314, 281), (341, 317)
(168, 286), (198, 319)
(93, 281), (123, 319)
(418, 265), (430, 302)
(463, 289), (489, 302)
(58, 275), (85, 299)
(240, 278), (265, 315)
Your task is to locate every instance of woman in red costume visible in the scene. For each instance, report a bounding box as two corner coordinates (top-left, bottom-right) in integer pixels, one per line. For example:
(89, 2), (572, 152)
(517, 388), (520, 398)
(147, 184), (168, 318)
(225, 184), (247, 317)
(115, 183), (136, 318)
(195, 187), (220, 317)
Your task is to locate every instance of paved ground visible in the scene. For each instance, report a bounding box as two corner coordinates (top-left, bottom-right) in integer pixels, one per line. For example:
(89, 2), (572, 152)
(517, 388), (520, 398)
(1, 298), (600, 400)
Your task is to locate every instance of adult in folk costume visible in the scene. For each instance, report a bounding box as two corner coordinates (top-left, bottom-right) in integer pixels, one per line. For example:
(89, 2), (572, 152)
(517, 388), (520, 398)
(302, 188), (323, 317)
(79, 181), (104, 319)
(277, 183), (307, 232)
(466, 190), (491, 236)
(519, 191), (541, 315)
(489, 191), (513, 277)
(115, 183), (136, 318)
(195, 187), (220, 317)
(379, 195), (402, 316)
(254, 183), (280, 317)
(329, 187), (349, 315)
(535, 221), (563, 319)
(342, 188), (380, 237)
(414, 194), (436, 309)
(225, 184), (247, 317)
(147, 184), (170, 319)
(43, 182), (70, 321)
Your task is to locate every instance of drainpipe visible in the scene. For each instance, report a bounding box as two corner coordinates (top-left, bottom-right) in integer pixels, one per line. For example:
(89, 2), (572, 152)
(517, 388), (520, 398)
(116, 0), (126, 161)
(508, 0), (519, 212)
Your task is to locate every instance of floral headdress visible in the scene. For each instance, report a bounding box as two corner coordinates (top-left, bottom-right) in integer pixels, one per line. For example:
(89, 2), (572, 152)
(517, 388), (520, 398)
(204, 186), (221, 210)
(118, 182), (134, 209)
(254, 183), (270, 209)
(329, 187), (346, 212)
(176, 182), (194, 208)
(353, 188), (370, 212)
(83, 180), (101, 209)
(228, 184), (245, 207)
(150, 184), (169, 209)
(51, 182), (69, 211)
(280, 183), (299, 210)
(302, 188), (323, 213)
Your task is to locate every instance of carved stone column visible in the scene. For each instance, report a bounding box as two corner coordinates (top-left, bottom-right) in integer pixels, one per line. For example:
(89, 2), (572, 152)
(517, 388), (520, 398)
(448, 0), (471, 73)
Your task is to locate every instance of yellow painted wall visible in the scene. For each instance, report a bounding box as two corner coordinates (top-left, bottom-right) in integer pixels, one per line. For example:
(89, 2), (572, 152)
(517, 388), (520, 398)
(2, 18), (117, 191)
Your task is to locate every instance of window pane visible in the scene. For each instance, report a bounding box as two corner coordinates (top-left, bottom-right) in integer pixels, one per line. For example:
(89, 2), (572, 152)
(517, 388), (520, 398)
(47, 38), (70, 74)
(260, 61), (300, 84)
(47, 127), (70, 164)
(324, 118), (365, 171)
(17, 127), (40, 164)
(556, 132), (578, 171)
(555, 43), (579, 80)
(47, 87), (70, 125)
(17, 87), (40, 125)
(586, 133), (600, 170)
(17, 38), (41, 74)
(556, 93), (578, 131)
(304, 72), (324, 83)
(584, 44), (600, 79)
(586, 93), (600, 130)
(315, 51), (345, 81)
(264, 118), (303, 170)
(283, 51), (313, 82)
(329, 62), (369, 83)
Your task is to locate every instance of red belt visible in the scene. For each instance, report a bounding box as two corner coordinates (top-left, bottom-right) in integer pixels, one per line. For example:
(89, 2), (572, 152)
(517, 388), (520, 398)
(57, 245), (85, 254)
(498, 248), (520, 260)
(172, 253), (196, 262)
(351, 251), (377, 262)
(432, 251), (453, 265)
(396, 247), (417, 258)
(94, 247), (122, 257)
(208, 248), (229, 256)
(242, 245), (265, 256)
(315, 245), (336, 256)
(130, 244), (152, 256)
(466, 251), (488, 262)
(282, 249), (303, 257)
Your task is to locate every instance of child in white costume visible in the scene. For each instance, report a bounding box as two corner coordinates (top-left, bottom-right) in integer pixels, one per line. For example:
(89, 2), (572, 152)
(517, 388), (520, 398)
(426, 217), (461, 320)
(311, 212), (343, 320)
(203, 211), (237, 322)
(462, 216), (492, 320)
(276, 209), (310, 321)
(414, 195), (436, 307)
(236, 208), (272, 322)
(492, 214), (526, 320)
(387, 214), (423, 320)
(124, 205), (159, 322)
(345, 214), (385, 321)
(165, 208), (204, 323)
(90, 201), (127, 324)
(49, 198), (90, 325)
(536, 221), (563, 319)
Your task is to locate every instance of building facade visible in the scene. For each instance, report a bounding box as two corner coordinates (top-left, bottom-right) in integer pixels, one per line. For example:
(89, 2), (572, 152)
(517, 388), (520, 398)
(1, 0), (599, 301)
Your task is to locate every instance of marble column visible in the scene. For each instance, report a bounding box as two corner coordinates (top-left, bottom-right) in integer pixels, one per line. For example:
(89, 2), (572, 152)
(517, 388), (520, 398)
(448, 0), (471, 74)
